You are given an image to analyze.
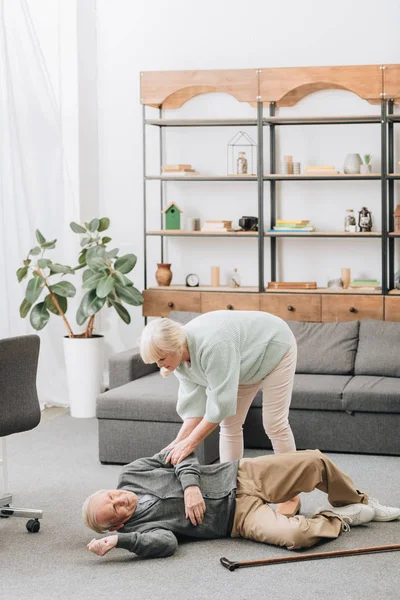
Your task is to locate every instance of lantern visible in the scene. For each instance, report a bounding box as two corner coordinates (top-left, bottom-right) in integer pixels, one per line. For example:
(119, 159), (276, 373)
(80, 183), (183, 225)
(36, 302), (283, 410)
(358, 207), (372, 232)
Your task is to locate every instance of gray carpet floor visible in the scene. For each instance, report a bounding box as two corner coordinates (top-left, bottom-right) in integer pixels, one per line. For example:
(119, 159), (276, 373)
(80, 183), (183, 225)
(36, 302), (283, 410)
(1, 412), (399, 600)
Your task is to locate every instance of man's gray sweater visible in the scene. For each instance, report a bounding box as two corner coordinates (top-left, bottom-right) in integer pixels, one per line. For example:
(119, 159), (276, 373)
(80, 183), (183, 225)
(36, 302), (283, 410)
(115, 451), (239, 558)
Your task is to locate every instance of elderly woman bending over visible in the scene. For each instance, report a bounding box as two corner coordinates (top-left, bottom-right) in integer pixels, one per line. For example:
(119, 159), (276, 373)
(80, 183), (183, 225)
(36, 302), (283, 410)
(139, 310), (299, 517)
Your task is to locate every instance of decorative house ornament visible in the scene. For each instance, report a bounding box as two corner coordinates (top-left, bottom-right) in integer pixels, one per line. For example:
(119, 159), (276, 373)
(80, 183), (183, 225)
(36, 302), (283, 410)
(227, 131), (256, 176)
(358, 206), (373, 232)
(162, 202), (183, 230)
(394, 205), (400, 233)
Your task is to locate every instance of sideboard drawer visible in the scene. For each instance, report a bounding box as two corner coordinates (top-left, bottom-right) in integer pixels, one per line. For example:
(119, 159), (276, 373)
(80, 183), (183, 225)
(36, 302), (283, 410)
(143, 290), (201, 317)
(201, 293), (260, 312)
(385, 296), (400, 321)
(260, 294), (321, 321)
(322, 295), (384, 322)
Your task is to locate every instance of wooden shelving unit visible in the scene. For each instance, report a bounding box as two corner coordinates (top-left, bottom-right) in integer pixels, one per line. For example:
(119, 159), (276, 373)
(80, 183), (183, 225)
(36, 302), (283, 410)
(141, 65), (400, 319)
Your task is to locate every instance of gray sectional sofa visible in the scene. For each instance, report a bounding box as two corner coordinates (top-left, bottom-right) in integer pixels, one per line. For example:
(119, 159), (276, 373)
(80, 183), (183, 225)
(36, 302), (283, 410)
(96, 313), (400, 464)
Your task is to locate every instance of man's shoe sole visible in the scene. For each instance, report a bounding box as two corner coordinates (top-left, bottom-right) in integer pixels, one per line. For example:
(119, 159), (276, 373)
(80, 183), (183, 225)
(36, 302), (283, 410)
(372, 512), (400, 522)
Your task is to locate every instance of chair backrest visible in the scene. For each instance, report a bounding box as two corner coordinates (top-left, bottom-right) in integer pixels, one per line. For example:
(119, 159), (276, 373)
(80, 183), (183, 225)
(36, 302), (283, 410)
(0, 335), (41, 437)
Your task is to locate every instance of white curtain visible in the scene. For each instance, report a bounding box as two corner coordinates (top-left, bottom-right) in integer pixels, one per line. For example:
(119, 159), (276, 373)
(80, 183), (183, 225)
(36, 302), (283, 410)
(0, 0), (79, 406)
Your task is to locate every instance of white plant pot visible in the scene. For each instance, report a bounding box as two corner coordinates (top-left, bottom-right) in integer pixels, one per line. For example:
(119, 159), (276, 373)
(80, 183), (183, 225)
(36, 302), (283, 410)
(360, 164), (372, 174)
(63, 335), (104, 418)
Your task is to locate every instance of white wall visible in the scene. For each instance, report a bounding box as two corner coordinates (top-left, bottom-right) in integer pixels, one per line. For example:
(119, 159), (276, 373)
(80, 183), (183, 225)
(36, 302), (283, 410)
(94, 0), (400, 356)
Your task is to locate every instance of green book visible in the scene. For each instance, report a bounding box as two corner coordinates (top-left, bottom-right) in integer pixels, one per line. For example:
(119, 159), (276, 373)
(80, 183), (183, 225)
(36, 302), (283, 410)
(351, 279), (380, 284)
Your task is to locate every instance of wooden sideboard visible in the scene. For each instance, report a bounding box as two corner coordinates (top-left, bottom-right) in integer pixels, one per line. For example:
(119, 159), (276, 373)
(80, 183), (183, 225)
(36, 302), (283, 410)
(143, 289), (400, 322)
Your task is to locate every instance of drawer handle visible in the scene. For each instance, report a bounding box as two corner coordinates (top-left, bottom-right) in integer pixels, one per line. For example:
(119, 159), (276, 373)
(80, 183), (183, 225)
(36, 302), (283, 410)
(227, 304), (234, 310)
(168, 302), (174, 308)
(287, 305), (294, 312)
(349, 306), (357, 313)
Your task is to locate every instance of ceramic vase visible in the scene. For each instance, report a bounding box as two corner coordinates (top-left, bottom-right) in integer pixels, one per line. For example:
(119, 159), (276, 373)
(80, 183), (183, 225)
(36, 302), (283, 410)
(343, 153), (362, 174)
(156, 263), (173, 286)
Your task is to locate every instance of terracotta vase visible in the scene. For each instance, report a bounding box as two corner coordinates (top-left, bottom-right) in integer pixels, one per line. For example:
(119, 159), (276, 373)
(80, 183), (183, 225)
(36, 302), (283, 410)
(155, 263), (172, 286)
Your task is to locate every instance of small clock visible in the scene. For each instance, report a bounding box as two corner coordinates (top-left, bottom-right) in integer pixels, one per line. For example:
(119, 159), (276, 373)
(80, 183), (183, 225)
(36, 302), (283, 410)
(185, 273), (199, 287)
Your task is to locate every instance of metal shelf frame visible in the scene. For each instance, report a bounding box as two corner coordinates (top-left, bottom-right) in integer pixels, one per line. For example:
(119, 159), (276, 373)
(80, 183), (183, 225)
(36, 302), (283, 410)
(142, 101), (395, 299)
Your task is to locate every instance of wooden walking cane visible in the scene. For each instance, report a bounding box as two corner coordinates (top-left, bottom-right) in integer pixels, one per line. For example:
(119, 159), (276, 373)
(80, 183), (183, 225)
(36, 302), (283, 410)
(220, 544), (400, 571)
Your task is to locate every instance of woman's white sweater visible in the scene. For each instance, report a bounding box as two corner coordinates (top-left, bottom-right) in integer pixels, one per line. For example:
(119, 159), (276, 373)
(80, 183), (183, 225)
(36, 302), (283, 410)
(174, 310), (294, 423)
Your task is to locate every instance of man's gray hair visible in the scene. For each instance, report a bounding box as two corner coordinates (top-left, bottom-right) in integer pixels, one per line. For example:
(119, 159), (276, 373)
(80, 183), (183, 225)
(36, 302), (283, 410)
(82, 489), (110, 534)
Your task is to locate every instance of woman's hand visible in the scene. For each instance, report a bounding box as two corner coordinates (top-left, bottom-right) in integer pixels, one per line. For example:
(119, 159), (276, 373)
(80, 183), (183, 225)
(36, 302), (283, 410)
(184, 486), (206, 526)
(87, 535), (118, 557)
(165, 437), (197, 465)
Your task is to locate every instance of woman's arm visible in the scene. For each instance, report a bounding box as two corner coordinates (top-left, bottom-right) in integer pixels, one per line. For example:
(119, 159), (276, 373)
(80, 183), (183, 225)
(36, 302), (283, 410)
(165, 418), (219, 465)
(163, 417), (203, 450)
(175, 417), (203, 443)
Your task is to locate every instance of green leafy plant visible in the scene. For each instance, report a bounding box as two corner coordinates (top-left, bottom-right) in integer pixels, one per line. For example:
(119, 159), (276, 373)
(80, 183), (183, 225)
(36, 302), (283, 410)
(17, 218), (143, 337)
(363, 154), (372, 165)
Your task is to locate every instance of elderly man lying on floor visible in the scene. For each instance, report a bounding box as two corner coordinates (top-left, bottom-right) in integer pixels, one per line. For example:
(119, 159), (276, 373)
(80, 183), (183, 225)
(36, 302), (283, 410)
(82, 449), (400, 559)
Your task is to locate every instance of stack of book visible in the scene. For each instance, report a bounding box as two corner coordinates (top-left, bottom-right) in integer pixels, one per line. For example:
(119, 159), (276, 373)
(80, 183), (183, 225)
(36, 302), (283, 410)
(162, 164), (198, 176)
(201, 220), (233, 232)
(349, 279), (381, 290)
(305, 166), (339, 176)
(268, 220), (314, 232)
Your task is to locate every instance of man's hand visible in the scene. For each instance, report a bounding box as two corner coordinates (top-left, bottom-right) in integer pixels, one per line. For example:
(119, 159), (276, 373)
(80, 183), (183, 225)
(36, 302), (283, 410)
(165, 437), (197, 465)
(184, 486), (206, 526)
(87, 535), (118, 557)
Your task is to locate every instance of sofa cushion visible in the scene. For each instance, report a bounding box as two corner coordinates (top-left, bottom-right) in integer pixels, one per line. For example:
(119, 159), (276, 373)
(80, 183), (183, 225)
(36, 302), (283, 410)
(343, 376), (400, 413)
(287, 321), (359, 375)
(97, 372), (181, 422)
(354, 320), (400, 377)
(251, 374), (352, 411)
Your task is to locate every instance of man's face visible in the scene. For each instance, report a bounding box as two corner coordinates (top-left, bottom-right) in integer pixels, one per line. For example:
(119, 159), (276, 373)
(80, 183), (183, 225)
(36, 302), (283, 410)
(93, 490), (138, 530)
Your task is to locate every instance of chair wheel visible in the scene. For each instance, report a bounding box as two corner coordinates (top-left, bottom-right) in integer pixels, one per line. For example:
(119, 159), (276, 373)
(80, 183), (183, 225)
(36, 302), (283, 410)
(0, 504), (10, 518)
(26, 519), (40, 533)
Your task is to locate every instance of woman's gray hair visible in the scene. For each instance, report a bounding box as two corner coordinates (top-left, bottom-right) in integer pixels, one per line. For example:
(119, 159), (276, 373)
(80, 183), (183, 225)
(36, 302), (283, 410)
(82, 490), (110, 534)
(138, 318), (187, 377)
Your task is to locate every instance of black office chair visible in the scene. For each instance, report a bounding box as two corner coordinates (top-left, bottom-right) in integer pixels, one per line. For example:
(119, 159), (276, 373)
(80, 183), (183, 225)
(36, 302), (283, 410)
(0, 335), (43, 532)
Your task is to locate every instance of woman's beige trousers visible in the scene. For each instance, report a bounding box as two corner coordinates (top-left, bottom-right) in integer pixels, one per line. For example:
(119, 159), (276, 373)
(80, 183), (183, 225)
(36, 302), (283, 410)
(219, 337), (297, 462)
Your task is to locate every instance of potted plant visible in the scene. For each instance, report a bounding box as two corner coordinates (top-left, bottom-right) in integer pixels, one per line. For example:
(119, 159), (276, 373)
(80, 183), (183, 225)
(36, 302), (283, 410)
(360, 154), (372, 174)
(16, 218), (143, 418)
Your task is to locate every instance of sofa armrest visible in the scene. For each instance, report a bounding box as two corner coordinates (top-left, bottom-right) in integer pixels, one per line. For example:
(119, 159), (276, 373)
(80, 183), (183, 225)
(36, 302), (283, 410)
(109, 347), (158, 389)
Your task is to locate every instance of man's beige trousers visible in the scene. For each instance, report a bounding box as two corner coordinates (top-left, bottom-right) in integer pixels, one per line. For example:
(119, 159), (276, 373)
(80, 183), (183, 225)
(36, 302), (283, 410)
(231, 449), (368, 550)
(219, 337), (297, 462)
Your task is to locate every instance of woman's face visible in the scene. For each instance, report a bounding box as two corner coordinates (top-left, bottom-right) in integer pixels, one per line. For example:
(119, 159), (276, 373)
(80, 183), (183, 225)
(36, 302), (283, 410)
(156, 350), (183, 373)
